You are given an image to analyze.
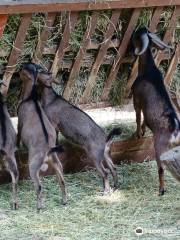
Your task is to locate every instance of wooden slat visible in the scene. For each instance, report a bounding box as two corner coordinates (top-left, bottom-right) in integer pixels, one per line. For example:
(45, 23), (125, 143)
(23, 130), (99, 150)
(0, 14), (8, 37)
(33, 12), (56, 63)
(80, 10), (121, 103)
(101, 8), (141, 101)
(63, 11), (100, 100)
(155, 7), (180, 66)
(1, 14), (31, 95)
(124, 7), (163, 98)
(51, 12), (78, 77)
(0, 0), (180, 14)
(164, 43), (179, 85)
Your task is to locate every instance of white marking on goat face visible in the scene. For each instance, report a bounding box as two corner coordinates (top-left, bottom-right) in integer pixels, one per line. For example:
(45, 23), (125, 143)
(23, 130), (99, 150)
(160, 146), (180, 161)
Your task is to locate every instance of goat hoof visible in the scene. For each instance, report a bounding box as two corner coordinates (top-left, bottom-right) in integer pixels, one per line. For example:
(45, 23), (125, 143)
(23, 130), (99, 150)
(61, 199), (67, 205)
(12, 202), (18, 210)
(103, 188), (112, 195)
(159, 188), (166, 196)
(113, 184), (119, 190)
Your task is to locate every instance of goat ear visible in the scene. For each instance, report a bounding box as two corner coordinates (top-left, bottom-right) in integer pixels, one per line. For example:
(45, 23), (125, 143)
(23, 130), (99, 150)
(134, 33), (149, 55)
(147, 32), (173, 50)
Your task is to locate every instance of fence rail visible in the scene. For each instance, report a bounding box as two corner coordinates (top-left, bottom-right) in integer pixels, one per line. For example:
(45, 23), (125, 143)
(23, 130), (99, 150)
(0, 1), (180, 14)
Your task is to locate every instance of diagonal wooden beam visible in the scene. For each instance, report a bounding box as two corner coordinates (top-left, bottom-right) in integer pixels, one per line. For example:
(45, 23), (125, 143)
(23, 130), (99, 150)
(51, 12), (79, 77)
(164, 43), (179, 85)
(1, 14), (32, 95)
(33, 12), (56, 63)
(80, 10), (121, 103)
(63, 11), (100, 100)
(101, 8), (141, 101)
(155, 6), (180, 66)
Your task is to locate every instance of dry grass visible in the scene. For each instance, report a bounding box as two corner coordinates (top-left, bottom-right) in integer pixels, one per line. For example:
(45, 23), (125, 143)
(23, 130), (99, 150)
(0, 161), (179, 240)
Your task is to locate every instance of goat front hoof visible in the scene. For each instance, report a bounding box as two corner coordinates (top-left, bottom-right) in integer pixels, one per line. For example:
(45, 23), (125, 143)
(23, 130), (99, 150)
(159, 188), (166, 196)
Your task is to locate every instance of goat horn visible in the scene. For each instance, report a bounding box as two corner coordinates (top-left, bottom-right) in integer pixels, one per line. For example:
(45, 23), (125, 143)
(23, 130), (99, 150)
(148, 32), (173, 50)
(135, 33), (149, 55)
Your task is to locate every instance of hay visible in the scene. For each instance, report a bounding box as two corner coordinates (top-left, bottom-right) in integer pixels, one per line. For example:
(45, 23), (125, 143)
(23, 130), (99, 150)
(0, 161), (179, 240)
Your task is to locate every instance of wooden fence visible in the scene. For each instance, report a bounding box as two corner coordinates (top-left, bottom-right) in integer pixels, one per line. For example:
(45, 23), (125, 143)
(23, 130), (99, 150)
(0, 0), (179, 182)
(0, 0), (179, 105)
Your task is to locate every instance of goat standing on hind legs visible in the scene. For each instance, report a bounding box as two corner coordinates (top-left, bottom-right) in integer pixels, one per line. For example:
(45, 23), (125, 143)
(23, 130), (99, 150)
(18, 64), (67, 210)
(24, 63), (121, 195)
(0, 94), (18, 210)
(131, 28), (180, 195)
(0, 81), (18, 209)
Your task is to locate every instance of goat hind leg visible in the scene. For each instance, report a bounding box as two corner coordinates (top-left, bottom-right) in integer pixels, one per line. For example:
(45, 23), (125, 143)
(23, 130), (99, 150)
(93, 157), (110, 195)
(29, 157), (44, 210)
(104, 153), (118, 189)
(49, 153), (67, 205)
(6, 155), (19, 209)
(154, 138), (166, 195)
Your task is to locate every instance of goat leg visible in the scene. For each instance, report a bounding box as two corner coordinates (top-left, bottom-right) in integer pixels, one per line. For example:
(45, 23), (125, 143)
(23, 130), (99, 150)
(49, 153), (67, 205)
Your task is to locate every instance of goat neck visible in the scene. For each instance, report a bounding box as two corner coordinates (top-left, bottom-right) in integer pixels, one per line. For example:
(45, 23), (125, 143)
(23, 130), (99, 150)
(20, 80), (34, 101)
(138, 47), (156, 76)
(42, 85), (57, 106)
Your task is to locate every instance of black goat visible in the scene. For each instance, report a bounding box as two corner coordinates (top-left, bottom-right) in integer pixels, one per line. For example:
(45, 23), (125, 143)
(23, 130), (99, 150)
(18, 64), (67, 210)
(0, 83), (18, 209)
(131, 27), (180, 194)
(22, 63), (122, 195)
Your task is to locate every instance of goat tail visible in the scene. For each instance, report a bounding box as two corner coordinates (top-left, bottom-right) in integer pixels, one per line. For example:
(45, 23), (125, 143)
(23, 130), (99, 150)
(106, 127), (122, 142)
(48, 145), (64, 155)
(40, 145), (64, 172)
(104, 127), (122, 159)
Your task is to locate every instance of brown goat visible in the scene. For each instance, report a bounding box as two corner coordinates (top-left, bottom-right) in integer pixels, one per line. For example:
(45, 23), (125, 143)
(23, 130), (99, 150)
(18, 64), (67, 210)
(24, 63), (121, 195)
(0, 88), (18, 209)
(131, 27), (180, 194)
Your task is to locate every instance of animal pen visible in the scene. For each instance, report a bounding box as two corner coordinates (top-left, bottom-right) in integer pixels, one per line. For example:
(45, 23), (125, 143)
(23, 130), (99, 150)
(0, 0), (179, 182)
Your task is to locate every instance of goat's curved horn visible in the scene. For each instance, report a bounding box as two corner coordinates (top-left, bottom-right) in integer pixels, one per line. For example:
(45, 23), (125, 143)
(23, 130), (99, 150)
(148, 32), (173, 50)
(134, 33), (149, 55)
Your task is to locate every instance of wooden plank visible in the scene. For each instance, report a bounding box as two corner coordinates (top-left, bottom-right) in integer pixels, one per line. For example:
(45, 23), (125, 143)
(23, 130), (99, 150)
(0, 0), (180, 14)
(0, 14), (8, 37)
(1, 14), (32, 95)
(51, 12), (78, 77)
(0, 136), (154, 184)
(80, 10), (121, 103)
(164, 43), (179, 85)
(101, 8), (141, 101)
(124, 7), (163, 98)
(33, 12), (56, 63)
(63, 11), (100, 100)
